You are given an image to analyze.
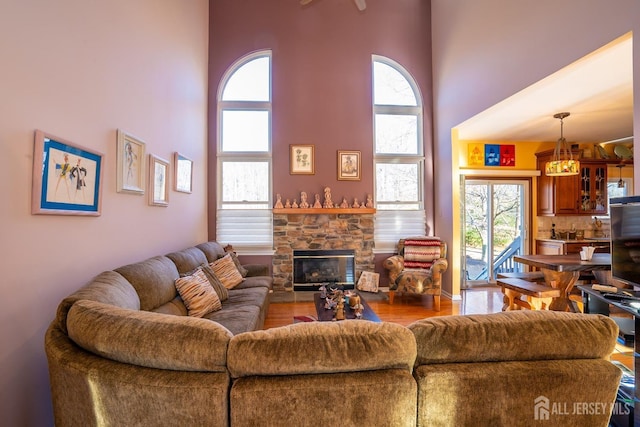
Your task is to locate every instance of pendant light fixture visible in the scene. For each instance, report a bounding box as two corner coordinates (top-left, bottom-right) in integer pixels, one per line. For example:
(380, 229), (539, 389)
(617, 164), (625, 188)
(545, 112), (580, 176)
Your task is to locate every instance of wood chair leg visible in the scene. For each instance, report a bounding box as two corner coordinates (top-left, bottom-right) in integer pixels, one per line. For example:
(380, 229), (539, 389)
(388, 291), (395, 305)
(433, 295), (441, 311)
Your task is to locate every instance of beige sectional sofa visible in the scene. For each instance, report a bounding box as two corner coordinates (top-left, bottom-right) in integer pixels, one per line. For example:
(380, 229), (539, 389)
(45, 241), (623, 426)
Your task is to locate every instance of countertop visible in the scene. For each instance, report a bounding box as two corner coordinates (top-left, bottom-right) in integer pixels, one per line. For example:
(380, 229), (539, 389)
(536, 238), (610, 244)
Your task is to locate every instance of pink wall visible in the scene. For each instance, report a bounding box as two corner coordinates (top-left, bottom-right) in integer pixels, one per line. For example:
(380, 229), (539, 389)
(0, 0), (209, 424)
(431, 0), (640, 294)
(208, 0), (434, 240)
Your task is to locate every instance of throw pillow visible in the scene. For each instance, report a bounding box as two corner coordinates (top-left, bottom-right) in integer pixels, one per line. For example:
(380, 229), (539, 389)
(174, 268), (222, 317)
(227, 251), (248, 277)
(210, 253), (244, 289)
(201, 263), (229, 301)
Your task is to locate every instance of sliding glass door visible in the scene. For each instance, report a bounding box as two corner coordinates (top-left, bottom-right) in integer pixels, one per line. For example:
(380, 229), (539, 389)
(462, 179), (530, 287)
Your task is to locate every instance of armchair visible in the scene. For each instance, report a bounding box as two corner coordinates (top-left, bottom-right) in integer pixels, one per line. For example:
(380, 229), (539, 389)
(383, 237), (448, 311)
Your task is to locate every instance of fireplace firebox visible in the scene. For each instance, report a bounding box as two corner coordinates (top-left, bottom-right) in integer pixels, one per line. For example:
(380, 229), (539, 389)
(292, 249), (355, 291)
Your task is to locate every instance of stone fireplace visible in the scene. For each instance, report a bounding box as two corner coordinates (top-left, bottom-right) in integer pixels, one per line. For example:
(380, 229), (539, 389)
(272, 210), (375, 291)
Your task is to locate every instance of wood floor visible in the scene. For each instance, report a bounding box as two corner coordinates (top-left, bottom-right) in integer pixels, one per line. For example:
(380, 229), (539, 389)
(263, 286), (504, 329)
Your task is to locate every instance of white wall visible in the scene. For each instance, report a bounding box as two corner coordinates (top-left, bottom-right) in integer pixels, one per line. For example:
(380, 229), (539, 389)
(431, 0), (640, 295)
(0, 0), (209, 424)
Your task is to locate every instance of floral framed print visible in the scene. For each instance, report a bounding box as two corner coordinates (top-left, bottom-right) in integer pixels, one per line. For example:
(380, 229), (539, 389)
(32, 129), (104, 216)
(149, 154), (169, 207)
(173, 152), (193, 193)
(290, 144), (315, 175)
(337, 150), (361, 181)
(116, 129), (145, 195)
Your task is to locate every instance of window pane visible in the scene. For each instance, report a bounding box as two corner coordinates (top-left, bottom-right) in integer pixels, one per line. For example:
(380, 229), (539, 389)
(373, 61), (417, 106)
(222, 110), (269, 152)
(375, 114), (418, 154)
(221, 161), (269, 203)
(222, 56), (270, 101)
(376, 163), (419, 203)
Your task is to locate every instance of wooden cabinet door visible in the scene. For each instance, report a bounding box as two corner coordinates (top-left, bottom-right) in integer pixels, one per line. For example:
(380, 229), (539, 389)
(536, 154), (555, 215)
(555, 174), (580, 214)
(536, 240), (564, 255)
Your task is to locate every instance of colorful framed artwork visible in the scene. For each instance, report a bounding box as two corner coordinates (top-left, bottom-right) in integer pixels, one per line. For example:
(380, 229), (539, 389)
(337, 150), (361, 181)
(173, 152), (193, 193)
(32, 130), (104, 216)
(468, 143), (484, 166)
(500, 145), (515, 166)
(116, 129), (145, 195)
(149, 154), (169, 207)
(484, 144), (500, 166)
(290, 144), (315, 175)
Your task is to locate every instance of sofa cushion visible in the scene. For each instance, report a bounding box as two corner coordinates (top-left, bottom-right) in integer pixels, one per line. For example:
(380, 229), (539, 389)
(231, 275), (272, 290)
(56, 270), (140, 334)
(165, 247), (209, 275)
(67, 299), (231, 372)
(210, 254), (244, 289)
(174, 269), (222, 317)
(196, 241), (227, 263)
(205, 304), (262, 336)
(115, 256), (180, 311)
(227, 320), (416, 378)
(408, 310), (618, 365)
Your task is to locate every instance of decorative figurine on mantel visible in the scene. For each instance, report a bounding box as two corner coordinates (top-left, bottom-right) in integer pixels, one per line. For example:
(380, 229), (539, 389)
(299, 191), (310, 208)
(292, 199), (298, 208)
(285, 199), (291, 208)
(274, 194), (284, 209)
(365, 194), (373, 208)
(313, 194), (322, 208)
(323, 187), (334, 208)
(339, 197), (349, 208)
(352, 198), (360, 208)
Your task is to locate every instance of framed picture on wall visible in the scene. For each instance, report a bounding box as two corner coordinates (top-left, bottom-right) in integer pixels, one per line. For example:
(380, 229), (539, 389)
(116, 129), (145, 195)
(173, 152), (193, 193)
(149, 154), (169, 207)
(32, 129), (104, 216)
(290, 144), (315, 174)
(337, 150), (361, 181)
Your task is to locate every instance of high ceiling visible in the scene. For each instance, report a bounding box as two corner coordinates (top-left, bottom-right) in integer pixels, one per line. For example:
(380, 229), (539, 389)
(456, 35), (633, 145)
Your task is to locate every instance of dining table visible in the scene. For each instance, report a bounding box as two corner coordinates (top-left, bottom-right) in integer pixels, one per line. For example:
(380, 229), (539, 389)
(513, 253), (611, 312)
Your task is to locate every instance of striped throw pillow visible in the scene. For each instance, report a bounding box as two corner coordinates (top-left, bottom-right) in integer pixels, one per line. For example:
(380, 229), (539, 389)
(174, 268), (222, 317)
(201, 264), (229, 301)
(210, 253), (244, 289)
(403, 238), (441, 269)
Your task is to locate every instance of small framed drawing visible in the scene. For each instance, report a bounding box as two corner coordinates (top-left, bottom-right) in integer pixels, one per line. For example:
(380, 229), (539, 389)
(32, 129), (104, 216)
(337, 150), (361, 181)
(149, 154), (169, 207)
(290, 144), (315, 175)
(116, 129), (145, 194)
(173, 152), (193, 193)
(356, 271), (379, 293)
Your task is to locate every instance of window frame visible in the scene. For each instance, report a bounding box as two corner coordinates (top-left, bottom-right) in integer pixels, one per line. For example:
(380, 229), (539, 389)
(216, 50), (273, 254)
(372, 55), (426, 250)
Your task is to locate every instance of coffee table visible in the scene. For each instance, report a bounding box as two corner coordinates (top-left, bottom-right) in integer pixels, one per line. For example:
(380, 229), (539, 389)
(313, 293), (380, 322)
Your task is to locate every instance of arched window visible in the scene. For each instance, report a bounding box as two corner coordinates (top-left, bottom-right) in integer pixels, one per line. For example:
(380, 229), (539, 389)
(372, 55), (426, 250)
(217, 50), (272, 253)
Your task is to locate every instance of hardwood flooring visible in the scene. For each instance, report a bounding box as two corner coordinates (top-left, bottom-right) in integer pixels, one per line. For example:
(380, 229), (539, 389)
(263, 286), (504, 329)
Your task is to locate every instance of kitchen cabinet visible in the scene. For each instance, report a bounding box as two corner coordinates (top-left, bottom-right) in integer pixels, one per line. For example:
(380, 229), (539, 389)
(536, 239), (610, 255)
(536, 150), (608, 216)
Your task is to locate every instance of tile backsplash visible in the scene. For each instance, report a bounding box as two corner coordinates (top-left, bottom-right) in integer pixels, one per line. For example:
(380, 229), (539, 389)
(537, 216), (610, 239)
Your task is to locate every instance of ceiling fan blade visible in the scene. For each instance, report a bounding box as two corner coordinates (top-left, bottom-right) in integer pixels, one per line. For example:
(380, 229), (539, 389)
(354, 0), (366, 11)
(300, 0), (313, 5)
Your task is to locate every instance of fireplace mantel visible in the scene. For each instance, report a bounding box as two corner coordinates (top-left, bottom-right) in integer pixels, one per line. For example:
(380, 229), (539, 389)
(273, 208), (375, 215)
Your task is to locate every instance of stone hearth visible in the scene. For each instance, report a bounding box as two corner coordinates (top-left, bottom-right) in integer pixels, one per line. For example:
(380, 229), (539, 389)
(272, 212), (375, 291)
